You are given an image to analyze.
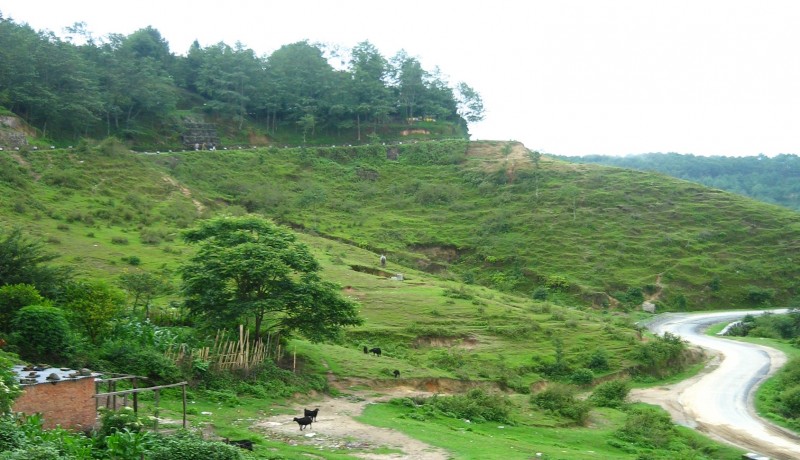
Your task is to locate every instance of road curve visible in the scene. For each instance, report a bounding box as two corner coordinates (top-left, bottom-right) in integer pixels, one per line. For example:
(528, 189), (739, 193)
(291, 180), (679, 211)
(636, 310), (800, 460)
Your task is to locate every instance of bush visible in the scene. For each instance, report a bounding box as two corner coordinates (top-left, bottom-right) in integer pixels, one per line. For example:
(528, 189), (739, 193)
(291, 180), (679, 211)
(96, 407), (144, 440)
(531, 287), (548, 300)
(149, 431), (243, 460)
(531, 383), (591, 424)
(0, 416), (25, 452)
(95, 340), (182, 384)
(11, 305), (71, 363)
(569, 368), (594, 386)
(587, 348), (610, 371)
(779, 384), (800, 418)
(590, 379), (631, 408)
(615, 406), (677, 449)
(0, 444), (72, 460)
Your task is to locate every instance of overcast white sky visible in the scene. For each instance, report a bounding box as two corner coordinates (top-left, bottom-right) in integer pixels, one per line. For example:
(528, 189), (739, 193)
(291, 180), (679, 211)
(3, 0), (799, 157)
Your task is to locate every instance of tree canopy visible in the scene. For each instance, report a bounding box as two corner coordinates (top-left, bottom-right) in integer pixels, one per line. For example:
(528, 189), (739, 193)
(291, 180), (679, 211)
(0, 228), (69, 298)
(179, 215), (361, 341)
(0, 15), (484, 143)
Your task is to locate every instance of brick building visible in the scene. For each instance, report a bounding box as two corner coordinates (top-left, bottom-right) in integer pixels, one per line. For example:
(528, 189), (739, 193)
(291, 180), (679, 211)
(12, 365), (100, 431)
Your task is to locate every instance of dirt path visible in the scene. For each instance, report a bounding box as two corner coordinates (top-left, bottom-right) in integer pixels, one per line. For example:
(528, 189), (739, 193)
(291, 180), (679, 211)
(252, 388), (450, 460)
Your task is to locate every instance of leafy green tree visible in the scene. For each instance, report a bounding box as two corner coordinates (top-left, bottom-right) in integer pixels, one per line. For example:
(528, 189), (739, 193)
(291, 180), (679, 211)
(180, 216), (361, 340)
(264, 41), (336, 129)
(349, 41), (392, 140)
(455, 82), (485, 123)
(0, 228), (68, 298)
(117, 269), (173, 317)
(0, 284), (46, 333)
(60, 280), (126, 344)
(390, 50), (425, 120)
(11, 305), (71, 363)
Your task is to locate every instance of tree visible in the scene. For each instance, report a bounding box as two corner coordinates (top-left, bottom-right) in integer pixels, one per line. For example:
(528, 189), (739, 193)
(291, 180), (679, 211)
(11, 305), (71, 363)
(117, 269), (173, 318)
(180, 216), (361, 340)
(348, 41), (392, 140)
(0, 228), (69, 298)
(0, 283), (46, 333)
(390, 51), (426, 121)
(455, 82), (485, 123)
(60, 280), (126, 344)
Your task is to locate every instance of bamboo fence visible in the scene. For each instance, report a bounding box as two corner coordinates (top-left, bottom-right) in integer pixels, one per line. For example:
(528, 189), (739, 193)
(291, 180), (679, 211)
(165, 325), (280, 372)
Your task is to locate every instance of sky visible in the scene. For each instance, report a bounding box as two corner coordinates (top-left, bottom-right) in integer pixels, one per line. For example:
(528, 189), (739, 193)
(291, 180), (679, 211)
(2, 0), (799, 157)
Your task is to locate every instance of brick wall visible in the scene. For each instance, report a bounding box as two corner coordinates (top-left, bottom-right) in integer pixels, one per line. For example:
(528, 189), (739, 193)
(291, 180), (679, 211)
(12, 378), (97, 430)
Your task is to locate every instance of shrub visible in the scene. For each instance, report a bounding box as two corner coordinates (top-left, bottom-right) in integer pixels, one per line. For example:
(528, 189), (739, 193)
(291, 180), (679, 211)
(779, 384), (800, 418)
(11, 305), (71, 363)
(96, 407), (144, 440)
(149, 430), (243, 460)
(590, 379), (631, 408)
(409, 388), (514, 424)
(0, 444), (71, 460)
(615, 406), (677, 449)
(629, 332), (687, 378)
(95, 341), (181, 384)
(0, 416), (25, 452)
(531, 287), (548, 300)
(0, 351), (22, 414)
(531, 383), (591, 424)
(569, 368), (594, 386)
(587, 348), (610, 371)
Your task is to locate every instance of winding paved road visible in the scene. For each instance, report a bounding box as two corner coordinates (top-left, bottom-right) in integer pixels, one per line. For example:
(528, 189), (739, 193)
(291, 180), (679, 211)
(636, 310), (800, 459)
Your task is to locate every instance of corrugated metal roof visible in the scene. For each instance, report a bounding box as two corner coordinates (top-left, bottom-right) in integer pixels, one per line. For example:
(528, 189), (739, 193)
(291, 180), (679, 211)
(13, 365), (101, 386)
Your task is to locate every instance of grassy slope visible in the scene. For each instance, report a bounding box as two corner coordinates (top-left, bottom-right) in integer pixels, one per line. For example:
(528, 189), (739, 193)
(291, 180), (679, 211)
(2, 140), (796, 458)
(160, 140), (800, 311)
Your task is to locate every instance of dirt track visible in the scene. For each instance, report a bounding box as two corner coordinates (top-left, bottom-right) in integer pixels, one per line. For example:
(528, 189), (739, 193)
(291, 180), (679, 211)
(253, 387), (450, 459)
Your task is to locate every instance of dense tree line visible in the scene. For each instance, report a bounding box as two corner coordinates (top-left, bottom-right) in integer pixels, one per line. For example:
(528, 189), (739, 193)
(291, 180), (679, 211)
(559, 152), (800, 211)
(0, 13), (483, 143)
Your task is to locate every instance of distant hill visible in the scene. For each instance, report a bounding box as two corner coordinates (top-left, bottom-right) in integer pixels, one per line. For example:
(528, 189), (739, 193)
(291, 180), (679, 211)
(554, 152), (800, 212)
(2, 139), (798, 312)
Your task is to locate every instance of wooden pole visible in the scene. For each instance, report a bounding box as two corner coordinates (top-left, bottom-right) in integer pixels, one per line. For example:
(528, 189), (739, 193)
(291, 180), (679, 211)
(154, 389), (160, 432)
(132, 377), (138, 414)
(182, 384), (187, 429)
(293, 348), (297, 373)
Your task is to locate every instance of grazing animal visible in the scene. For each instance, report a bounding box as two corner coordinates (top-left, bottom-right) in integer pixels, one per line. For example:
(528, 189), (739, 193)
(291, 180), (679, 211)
(293, 416), (313, 430)
(363, 346), (369, 354)
(369, 347), (382, 357)
(224, 438), (254, 451)
(393, 369), (400, 378)
(380, 254), (387, 267)
(304, 408), (319, 421)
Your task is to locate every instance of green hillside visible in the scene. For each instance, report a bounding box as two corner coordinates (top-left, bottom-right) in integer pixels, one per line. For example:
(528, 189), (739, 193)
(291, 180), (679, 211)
(2, 139), (798, 313)
(4, 138), (795, 458)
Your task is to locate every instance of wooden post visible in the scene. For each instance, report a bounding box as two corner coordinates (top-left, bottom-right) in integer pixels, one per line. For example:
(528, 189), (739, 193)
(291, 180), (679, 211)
(182, 384), (187, 429)
(154, 389), (160, 432)
(293, 348), (297, 373)
(132, 377), (138, 414)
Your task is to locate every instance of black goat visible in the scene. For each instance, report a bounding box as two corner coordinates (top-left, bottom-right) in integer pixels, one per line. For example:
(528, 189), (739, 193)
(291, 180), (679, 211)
(363, 346), (369, 354)
(369, 347), (382, 357)
(223, 438), (254, 451)
(304, 407), (319, 421)
(293, 416), (313, 430)
(393, 369), (400, 378)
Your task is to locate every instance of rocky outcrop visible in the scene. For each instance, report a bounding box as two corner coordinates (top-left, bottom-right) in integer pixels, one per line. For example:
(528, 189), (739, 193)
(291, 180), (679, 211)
(0, 116), (29, 148)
